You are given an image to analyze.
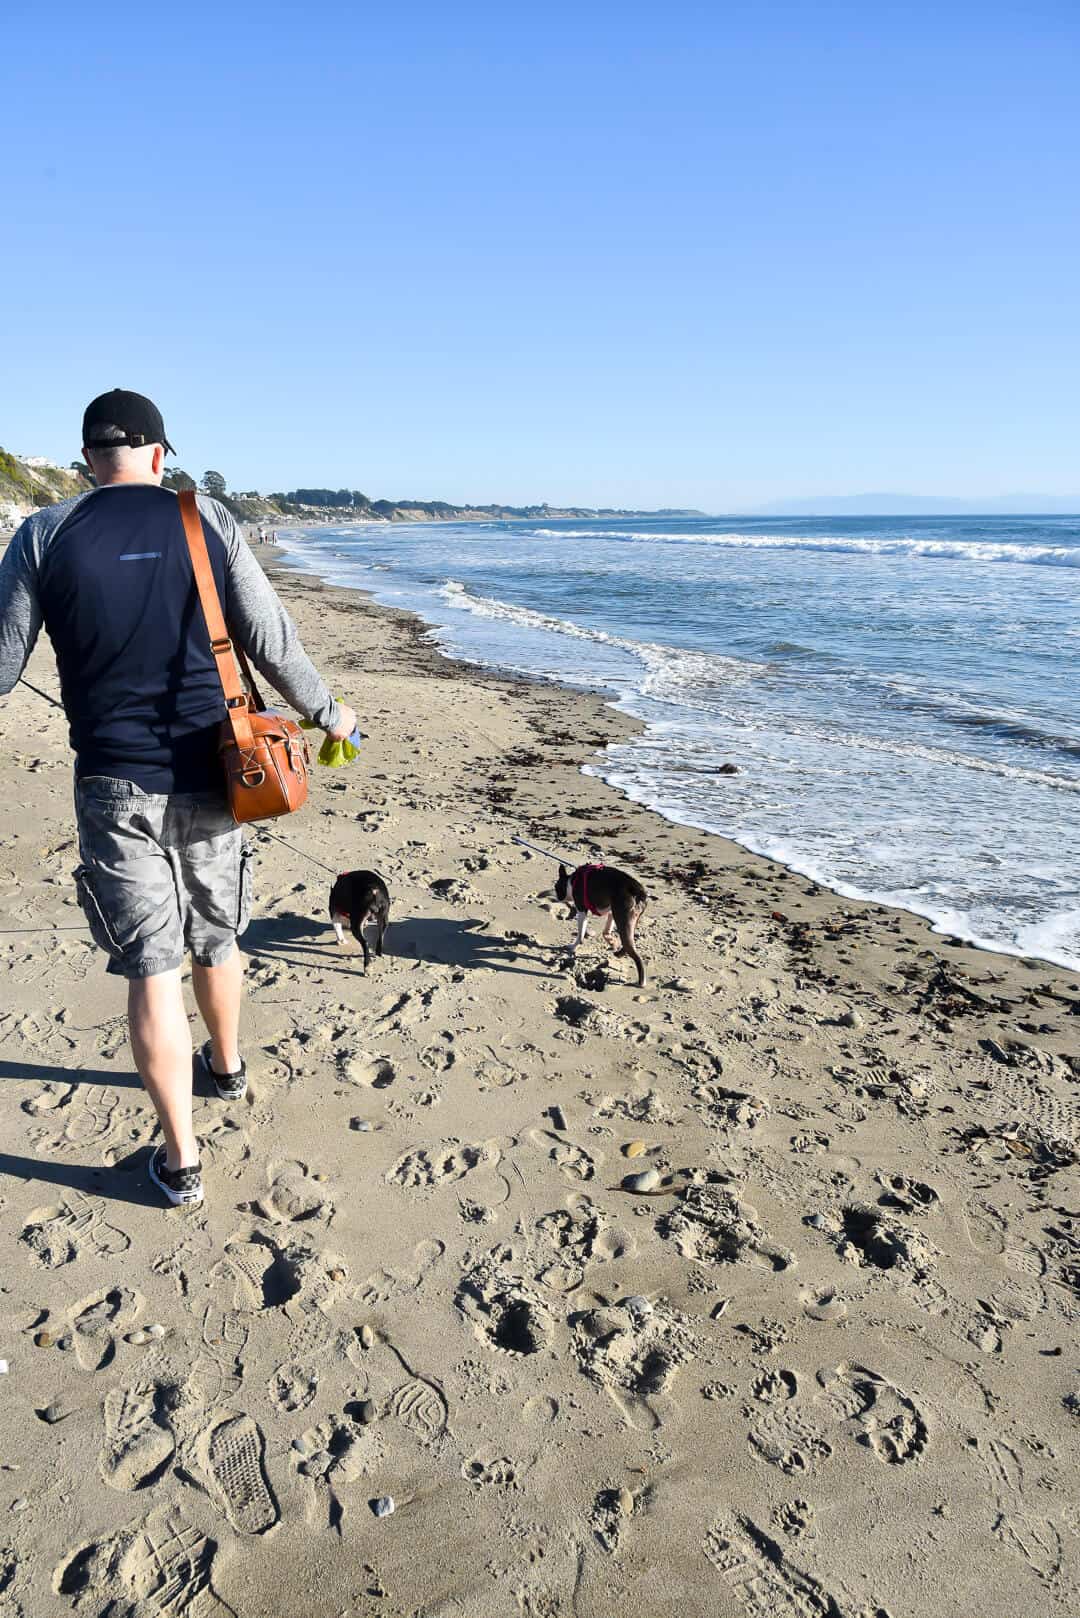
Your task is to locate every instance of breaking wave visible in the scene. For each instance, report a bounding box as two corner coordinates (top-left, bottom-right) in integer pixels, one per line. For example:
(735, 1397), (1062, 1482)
(526, 529), (1080, 569)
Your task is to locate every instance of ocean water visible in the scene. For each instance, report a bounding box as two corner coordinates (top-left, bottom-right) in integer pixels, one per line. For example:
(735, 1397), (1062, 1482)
(277, 515), (1080, 971)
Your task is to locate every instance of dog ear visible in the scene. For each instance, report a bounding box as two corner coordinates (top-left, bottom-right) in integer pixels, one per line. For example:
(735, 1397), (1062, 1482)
(558, 864), (568, 877)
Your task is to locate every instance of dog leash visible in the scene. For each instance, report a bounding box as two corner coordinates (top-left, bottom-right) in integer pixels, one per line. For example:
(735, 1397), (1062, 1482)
(17, 684), (586, 887)
(511, 834), (584, 864)
(18, 677), (63, 710)
(18, 678), (341, 880)
(0, 832), (338, 937)
(253, 826), (341, 877)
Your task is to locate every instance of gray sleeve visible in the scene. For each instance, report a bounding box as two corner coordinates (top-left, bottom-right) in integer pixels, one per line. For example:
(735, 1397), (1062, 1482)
(204, 500), (342, 731)
(0, 525), (43, 696)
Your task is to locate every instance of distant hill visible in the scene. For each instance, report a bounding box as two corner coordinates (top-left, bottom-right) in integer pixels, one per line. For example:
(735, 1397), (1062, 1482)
(0, 450), (90, 524)
(1, 448), (703, 529)
(256, 489), (706, 524)
(754, 493), (1080, 516)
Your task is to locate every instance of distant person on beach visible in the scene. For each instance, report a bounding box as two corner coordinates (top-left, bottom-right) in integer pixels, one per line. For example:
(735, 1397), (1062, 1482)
(0, 389), (357, 1208)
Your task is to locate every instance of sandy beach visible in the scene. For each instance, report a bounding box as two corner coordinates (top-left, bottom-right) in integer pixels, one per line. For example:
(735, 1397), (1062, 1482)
(1, 548), (1078, 1618)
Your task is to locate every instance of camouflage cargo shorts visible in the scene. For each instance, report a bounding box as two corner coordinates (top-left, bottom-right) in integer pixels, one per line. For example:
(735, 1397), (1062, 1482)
(73, 776), (253, 979)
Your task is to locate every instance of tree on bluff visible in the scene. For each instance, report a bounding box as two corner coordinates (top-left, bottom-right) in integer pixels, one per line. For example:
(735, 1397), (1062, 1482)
(288, 489), (371, 508)
(202, 470), (227, 499)
(163, 468), (197, 492)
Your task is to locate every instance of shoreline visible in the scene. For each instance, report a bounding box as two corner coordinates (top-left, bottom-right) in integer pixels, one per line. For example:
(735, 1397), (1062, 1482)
(268, 537), (1080, 980)
(0, 531), (1077, 1616)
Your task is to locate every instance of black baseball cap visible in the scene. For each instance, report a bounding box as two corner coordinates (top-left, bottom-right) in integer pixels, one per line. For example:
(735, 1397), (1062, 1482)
(82, 389), (175, 455)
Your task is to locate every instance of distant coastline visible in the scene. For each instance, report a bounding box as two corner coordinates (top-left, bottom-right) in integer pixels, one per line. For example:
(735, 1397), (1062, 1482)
(4, 443), (1078, 529)
(0, 446), (705, 529)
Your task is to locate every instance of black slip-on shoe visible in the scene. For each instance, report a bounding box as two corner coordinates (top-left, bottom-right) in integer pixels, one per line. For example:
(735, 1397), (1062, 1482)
(196, 1040), (248, 1102)
(148, 1145), (204, 1208)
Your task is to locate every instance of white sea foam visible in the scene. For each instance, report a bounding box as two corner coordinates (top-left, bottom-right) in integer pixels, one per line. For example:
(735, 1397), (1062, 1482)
(591, 758), (1080, 970)
(436, 579), (764, 691)
(277, 527), (1080, 972)
(436, 579), (1080, 796)
(526, 529), (1080, 569)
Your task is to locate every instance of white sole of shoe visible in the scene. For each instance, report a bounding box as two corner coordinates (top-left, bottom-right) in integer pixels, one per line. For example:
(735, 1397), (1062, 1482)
(148, 1151), (204, 1208)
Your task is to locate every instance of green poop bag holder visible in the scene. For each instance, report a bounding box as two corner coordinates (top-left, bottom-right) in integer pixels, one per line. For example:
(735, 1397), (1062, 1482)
(301, 703), (363, 768)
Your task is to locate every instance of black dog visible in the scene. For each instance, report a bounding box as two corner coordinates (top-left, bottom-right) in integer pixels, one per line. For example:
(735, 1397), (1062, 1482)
(555, 862), (648, 986)
(329, 870), (390, 971)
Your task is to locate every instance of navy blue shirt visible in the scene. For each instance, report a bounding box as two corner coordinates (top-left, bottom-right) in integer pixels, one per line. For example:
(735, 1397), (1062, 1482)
(0, 484), (340, 790)
(36, 486), (230, 792)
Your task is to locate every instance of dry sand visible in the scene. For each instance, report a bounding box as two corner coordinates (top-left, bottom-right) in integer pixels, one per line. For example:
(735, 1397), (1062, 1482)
(1, 551), (1078, 1618)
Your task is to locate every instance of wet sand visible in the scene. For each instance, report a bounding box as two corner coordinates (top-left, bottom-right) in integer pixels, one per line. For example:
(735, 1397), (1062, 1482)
(0, 550), (1078, 1617)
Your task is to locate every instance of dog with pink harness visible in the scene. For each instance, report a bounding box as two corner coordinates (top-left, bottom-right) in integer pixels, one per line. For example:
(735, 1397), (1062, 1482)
(555, 860), (648, 986)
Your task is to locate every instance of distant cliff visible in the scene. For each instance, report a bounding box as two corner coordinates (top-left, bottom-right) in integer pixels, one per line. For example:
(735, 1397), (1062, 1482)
(0, 449), (90, 525)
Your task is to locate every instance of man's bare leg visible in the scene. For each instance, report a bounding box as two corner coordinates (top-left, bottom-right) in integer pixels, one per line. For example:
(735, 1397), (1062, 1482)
(128, 968), (197, 1170)
(192, 946), (243, 1076)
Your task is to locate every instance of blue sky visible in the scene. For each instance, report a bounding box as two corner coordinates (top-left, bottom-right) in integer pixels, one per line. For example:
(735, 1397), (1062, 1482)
(3, 1), (1077, 509)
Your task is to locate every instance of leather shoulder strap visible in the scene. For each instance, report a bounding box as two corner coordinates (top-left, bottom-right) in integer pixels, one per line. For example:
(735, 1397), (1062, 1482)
(177, 490), (253, 743)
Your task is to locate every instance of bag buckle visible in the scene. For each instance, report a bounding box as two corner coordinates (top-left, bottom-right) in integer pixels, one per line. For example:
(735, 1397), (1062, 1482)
(211, 636), (232, 654)
(226, 695), (247, 709)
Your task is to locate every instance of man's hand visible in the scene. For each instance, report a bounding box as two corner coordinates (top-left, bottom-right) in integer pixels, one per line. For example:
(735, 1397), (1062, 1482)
(325, 703), (358, 743)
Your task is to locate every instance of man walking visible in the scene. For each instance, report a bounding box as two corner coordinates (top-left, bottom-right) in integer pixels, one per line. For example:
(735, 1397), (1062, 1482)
(0, 389), (356, 1207)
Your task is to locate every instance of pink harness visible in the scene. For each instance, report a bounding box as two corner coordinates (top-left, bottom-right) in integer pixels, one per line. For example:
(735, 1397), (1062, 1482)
(571, 862), (606, 916)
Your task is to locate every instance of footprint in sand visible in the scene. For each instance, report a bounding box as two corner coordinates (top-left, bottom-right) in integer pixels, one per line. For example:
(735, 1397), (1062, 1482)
(199, 1114), (253, 1178)
(461, 1450), (516, 1486)
(533, 1199), (634, 1293)
(692, 1082), (771, 1131)
(197, 1413), (277, 1535)
(703, 1512), (855, 1617)
(99, 1382), (176, 1491)
(59, 1285), (145, 1371)
(20, 1191), (129, 1270)
(658, 1186), (795, 1273)
(528, 1127), (598, 1183)
(358, 1238), (445, 1305)
(212, 1229), (349, 1317)
(389, 1377), (449, 1444)
(589, 1087), (674, 1125)
(828, 1202), (938, 1280)
(337, 1048), (395, 1088)
(772, 1498), (815, 1541)
(20, 1080), (76, 1117)
(591, 1485), (636, 1554)
(572, 1299), (697, 1431)
(268, 1307), (346, 1412)
(816, 1362), (929, 1466)
(972, 1434), (1064, 1585)
(748, 1407), (833, 1476)
(1, 1006), (77, 1058)
(188, 1304), (248, 1408)
(993, 1511), (1063, 1585)
(387, 1140), (500, 1191)
(292, 1410), (370, 1529)
(269, 1360), (320, 1413)
(253, 1159), (334, 1226)
(523, 1394), (559, 1425)
(29, 1088), (147, 1163)
(420, 1035), (456, 1074)
(457, 1246), (555, 1359)
(55, 1504), (236, 1616)
(751, 1368), (798, 1405)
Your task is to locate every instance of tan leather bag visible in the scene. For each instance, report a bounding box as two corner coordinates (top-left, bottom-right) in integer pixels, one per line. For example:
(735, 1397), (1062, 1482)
(178, 489), (311, 824)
